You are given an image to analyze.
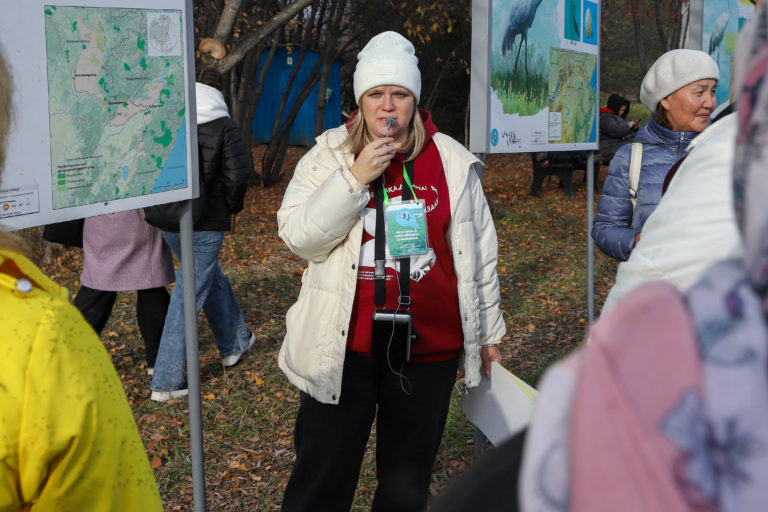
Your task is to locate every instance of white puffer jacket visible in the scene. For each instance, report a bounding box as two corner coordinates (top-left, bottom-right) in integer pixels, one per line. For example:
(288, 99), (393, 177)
(277, 125), (506, 404)
(601, 112), (742, 315)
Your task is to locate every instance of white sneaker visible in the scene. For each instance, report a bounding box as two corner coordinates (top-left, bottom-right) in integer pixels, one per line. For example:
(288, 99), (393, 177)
(222, 331), (256, 367)
(150, 388), (189, 402)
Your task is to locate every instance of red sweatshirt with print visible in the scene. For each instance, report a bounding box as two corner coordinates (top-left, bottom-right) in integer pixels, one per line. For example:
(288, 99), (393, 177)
(346, 110), (463, 362)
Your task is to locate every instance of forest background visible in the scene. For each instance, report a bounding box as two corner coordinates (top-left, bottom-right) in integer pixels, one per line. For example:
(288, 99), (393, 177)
(192, 0), (685, 184)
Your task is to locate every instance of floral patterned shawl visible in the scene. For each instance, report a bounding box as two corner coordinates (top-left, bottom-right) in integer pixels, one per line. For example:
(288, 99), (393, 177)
(519, 5), (768, 511)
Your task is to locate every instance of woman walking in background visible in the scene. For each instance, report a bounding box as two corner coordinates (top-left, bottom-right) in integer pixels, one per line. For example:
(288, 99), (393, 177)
(74, 208), (174, 375)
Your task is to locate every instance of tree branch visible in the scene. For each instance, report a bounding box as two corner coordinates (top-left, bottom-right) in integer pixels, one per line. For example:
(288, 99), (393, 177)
(219, 0), (316, 73)
(213, 0), (243, 46)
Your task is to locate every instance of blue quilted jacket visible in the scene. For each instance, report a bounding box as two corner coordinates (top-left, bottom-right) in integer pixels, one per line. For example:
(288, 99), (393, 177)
(592, 119), (699, 261)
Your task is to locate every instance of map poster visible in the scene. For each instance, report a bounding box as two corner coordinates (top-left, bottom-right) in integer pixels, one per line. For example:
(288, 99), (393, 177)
(0, 0), (196, 230)
(470, 0), (600, 154)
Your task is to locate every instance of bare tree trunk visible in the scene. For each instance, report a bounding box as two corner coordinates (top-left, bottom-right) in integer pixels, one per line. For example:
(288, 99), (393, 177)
(213, 0), (242, 46)
(314, 0), (343, 135)
(260, 4), (323, 183)
(312, 0), (330, 48)
(263, 48), (329, 185)
(252, 35), (280, 115)
(233, 50), (263, 185)
(629, 0), (648, 74)
(260, 46), (309, 183)
(247, 36), (281, 185)
(676, 1), (691, 48)
(229, 67), (238, 115)
(265, 47), (308, 140)
(315, 58), (333, 136)
(653, 0), (669, 51)
(220, 0), (317, 73)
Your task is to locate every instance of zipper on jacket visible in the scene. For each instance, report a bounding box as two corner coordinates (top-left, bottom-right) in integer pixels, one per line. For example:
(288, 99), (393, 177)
(679, 131), (686, 155)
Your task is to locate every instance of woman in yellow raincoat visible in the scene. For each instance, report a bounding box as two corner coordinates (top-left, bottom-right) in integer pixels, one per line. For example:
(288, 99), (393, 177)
(0, 48), (163, 511)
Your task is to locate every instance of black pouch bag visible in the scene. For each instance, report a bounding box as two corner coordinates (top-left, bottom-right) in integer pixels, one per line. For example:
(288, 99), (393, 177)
(371, 309), (412, 367)
(143, 196), (204, 232)
(42, 218), (84, 247)
(144, 145), (206, 231)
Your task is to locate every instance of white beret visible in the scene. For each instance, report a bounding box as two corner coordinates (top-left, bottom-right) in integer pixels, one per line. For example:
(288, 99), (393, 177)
(640, 49), (719, 111)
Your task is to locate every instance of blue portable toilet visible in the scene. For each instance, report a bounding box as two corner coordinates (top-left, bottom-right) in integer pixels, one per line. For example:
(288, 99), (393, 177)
(252, 48), (342, 146)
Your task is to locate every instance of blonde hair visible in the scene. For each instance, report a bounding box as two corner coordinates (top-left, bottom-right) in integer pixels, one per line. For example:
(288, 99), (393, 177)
(0, 49), (26, 253)
(341, 107), (426, 162)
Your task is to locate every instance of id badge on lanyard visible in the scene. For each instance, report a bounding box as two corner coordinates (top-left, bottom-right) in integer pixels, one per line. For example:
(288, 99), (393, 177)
(380, 164), (428, 258)
(386, 200), (427, 257)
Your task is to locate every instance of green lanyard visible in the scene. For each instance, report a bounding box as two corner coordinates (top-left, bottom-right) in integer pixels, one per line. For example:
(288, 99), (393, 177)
(382, 165), (419, 207)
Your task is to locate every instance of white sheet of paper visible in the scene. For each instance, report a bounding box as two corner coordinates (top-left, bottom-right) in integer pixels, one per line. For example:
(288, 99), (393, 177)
(461, 361), (538, 446)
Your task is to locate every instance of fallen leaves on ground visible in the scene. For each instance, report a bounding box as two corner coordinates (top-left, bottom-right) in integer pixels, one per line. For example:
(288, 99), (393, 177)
(29, 145), (617, 511)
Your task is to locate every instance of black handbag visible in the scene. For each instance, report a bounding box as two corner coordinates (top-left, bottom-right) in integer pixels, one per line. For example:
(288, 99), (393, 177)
(143, 194), (204, 232)
(42, 218), (84, 247)
(145, 146), (206, 231)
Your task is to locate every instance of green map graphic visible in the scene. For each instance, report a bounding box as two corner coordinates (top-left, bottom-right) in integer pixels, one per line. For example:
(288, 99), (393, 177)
(548, 48), (597, 144)
(44, 6), (186, 208)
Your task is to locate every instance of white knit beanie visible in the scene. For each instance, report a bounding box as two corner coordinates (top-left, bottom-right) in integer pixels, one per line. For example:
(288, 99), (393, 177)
(640, 49), (719, 111)
(353, 31), (421, 105)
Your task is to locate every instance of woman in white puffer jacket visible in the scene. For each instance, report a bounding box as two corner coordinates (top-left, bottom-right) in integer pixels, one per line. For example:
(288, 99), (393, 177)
(277, 31), (505, 512)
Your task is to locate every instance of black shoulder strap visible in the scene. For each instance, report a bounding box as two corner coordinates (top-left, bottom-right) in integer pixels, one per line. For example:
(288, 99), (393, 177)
(373, 160), (414, 309)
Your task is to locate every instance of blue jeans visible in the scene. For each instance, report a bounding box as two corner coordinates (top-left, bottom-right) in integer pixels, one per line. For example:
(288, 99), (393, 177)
(150, 230), (250, 392)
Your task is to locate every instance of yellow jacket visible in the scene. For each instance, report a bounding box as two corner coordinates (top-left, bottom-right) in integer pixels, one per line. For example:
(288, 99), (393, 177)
(0, 250), (162, 511)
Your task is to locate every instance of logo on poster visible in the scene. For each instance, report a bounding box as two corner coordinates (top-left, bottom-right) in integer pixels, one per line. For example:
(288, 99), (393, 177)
(490, 128), (499, 146)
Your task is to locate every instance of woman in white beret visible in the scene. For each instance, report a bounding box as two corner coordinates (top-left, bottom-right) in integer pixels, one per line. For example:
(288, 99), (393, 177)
(277, 31), (505, 511)
(592, 49), (719, 261)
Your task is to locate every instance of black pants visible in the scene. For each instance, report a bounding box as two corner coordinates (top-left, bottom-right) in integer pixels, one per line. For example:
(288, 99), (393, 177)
(281, 352), (459, 512)
(73, 285), (170, 367)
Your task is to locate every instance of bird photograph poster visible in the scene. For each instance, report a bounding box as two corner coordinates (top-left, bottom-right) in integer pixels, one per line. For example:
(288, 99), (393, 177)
(703, 0), (754, 107)
(476, 0), (599, 153)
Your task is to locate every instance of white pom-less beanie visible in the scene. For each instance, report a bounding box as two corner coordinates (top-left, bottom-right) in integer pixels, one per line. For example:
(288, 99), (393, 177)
(353, 31), (421, 105)
(640, 49), (719, 111)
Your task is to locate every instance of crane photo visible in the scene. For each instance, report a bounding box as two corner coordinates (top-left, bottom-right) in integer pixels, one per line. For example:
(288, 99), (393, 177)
(472, 0), (600, 154)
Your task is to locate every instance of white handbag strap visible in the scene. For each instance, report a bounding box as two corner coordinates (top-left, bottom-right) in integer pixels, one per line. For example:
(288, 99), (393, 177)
(629, 142), (643, 211)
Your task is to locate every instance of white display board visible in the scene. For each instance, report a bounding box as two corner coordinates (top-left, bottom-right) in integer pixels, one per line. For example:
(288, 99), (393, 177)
(0, 0), (197, 230)
(470, 0), (600, 153)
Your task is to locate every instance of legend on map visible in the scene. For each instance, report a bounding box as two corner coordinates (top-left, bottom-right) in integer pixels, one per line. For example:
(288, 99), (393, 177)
(0, 185), (40, 218)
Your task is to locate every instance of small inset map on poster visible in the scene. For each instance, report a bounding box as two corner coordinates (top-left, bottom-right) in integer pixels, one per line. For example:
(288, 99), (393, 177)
(548, 47), (597, 144)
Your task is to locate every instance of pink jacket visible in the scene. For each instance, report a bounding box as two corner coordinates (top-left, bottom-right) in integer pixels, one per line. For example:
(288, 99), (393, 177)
(80, 209), (174, 291)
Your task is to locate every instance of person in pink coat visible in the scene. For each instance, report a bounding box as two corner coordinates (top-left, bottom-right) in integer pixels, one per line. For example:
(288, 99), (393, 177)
(73, 208), (175, 374)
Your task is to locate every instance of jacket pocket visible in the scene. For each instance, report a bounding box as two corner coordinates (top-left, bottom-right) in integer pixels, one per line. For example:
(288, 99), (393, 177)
(282, 287), (341, 388)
